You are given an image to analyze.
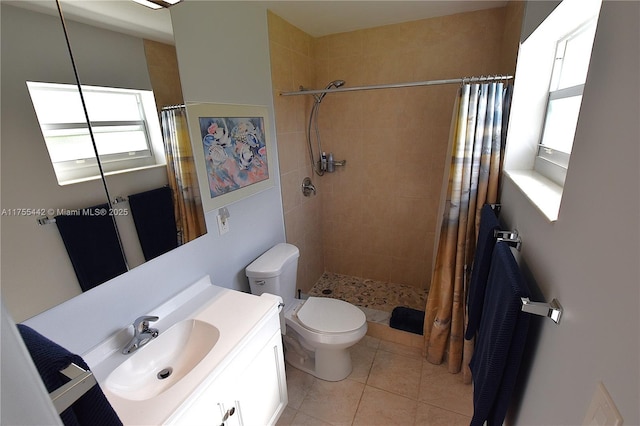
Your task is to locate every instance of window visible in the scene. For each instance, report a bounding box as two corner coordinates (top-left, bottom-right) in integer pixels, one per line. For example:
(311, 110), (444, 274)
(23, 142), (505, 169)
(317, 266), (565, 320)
(534, 19), (598, 186)
(27, 82), (164, 185)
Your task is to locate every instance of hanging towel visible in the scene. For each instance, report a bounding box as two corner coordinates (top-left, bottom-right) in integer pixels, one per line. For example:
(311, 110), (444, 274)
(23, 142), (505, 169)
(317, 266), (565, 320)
(17, 324), (122, 426)
(469, 242), (531, 426)
(465, 204), (501, 339)
(55, 203), (127, 292)
(128, 186), (178, 261)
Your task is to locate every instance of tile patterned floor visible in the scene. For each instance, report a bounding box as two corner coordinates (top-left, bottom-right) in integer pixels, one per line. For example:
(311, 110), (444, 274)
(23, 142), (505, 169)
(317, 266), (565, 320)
(276, 337), (473, 425)
(308, 272), (428, 313)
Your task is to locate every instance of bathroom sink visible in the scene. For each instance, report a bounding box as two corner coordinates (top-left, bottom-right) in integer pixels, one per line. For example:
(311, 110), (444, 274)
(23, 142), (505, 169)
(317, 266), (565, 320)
(104, 319), (219, 401)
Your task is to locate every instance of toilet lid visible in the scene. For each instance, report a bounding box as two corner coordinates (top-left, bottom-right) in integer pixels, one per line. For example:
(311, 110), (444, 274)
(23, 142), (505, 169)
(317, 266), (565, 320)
(297, 297), (366, 333)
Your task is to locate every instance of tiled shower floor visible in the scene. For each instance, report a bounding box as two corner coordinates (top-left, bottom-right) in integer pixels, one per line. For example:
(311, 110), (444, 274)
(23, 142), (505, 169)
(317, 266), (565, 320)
(308, 272), (428, 325)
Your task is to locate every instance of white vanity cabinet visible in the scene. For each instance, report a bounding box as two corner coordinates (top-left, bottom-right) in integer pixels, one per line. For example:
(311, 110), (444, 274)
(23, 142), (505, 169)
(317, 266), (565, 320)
(167, 308), (287, 426)
(88, 281), (288, 425)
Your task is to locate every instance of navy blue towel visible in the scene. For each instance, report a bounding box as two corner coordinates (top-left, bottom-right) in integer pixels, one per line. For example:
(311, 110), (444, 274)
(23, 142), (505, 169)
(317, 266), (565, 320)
(128, 186), (178, 261)
(389, 307), (425, 335)
(469, 242), (531, 426)
(17, 324), (122, 426)
(465, 204), (501, 340)
(55, 203), (128, 292)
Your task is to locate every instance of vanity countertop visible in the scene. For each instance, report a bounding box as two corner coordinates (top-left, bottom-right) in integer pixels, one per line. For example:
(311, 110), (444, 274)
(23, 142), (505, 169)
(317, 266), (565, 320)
(84, 276), (282, 425)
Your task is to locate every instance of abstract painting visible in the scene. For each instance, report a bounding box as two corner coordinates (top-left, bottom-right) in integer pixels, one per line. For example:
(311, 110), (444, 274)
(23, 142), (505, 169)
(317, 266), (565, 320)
(187, 103), (274, 211)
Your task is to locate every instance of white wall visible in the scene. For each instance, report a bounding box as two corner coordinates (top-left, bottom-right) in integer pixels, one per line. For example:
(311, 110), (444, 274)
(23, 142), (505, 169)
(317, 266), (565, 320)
(20, 1), (285, 356)
(500, 1), (639, 424)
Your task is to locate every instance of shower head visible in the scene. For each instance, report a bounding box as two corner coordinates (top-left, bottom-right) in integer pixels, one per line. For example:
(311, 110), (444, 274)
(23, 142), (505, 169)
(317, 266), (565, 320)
(327, 80), (345, 89)
(316, 79), (346, 102)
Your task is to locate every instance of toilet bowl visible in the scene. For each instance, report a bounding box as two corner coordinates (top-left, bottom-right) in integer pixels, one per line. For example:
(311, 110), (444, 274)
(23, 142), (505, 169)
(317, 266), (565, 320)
(245, 243), (367, 381)
(283, 297), (367, 381)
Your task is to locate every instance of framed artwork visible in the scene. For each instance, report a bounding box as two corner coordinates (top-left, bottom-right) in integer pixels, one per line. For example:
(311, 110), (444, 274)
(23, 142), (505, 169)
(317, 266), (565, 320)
(186, 103), (274, 212)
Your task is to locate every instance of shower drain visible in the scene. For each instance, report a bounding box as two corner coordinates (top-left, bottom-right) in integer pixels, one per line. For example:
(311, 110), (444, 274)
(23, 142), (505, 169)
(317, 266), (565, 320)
(157, 367), (173, 380)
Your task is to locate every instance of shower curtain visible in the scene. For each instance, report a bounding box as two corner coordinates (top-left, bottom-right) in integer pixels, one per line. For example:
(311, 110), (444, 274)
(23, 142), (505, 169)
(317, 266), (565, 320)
(160, 107), (206, 244)
(423, 81), (511, 384)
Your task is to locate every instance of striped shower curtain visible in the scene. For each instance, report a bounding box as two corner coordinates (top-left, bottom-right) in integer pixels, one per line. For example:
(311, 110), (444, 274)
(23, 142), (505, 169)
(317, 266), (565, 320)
(423, 82), (511, 384)
(161, 107), (207, 244)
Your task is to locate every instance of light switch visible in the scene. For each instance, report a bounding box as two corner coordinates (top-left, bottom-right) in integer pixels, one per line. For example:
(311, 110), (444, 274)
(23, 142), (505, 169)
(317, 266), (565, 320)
(583, 382), (623, 426)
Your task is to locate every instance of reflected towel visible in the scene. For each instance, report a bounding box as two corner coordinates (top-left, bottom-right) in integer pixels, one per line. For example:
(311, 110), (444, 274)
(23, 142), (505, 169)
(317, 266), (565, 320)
(465, 204), (501, 340)
(469, 242), (531, 426)
(17, 324), (122, 426)
(55, 203), (127, 292)
(128, 186), (178, 261)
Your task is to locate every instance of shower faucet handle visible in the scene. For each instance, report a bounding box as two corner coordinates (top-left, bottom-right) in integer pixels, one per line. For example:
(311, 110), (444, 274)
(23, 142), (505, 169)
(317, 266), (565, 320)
(302, 177), (316, 197)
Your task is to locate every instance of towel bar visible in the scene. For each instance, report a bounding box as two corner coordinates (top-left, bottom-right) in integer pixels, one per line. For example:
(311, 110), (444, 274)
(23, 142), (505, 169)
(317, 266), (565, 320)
(489, 203), (501, 214)
(50, 363), (97, 414)
(37, 216), (56, 225)
(520, 297), (563, 324)
(494, 229), (522, 251)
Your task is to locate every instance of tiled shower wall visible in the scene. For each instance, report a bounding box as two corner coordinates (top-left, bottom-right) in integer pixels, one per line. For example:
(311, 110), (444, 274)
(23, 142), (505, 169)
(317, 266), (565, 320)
(269, 4), (523, 293)
(268, 12), (325, 293)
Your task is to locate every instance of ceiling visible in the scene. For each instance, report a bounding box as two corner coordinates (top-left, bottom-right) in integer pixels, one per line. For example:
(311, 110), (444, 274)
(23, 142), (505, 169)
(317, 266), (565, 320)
(261, 1), (508, 37)
(6, 0), (508, 43)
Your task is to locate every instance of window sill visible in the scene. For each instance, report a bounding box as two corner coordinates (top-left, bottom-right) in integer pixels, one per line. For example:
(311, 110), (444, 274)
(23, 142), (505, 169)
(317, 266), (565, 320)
(504, 170), (562, 222)
(59, 163), (167, 186)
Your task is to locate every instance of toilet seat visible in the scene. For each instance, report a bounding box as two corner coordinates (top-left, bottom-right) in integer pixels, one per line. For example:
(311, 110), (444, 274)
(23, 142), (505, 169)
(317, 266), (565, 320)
(296, 297), (366, 333)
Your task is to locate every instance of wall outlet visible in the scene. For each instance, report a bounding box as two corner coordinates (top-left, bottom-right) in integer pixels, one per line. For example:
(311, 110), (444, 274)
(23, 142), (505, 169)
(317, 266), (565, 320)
(583, 382), (623, 426)
(216, 214), (229, 235)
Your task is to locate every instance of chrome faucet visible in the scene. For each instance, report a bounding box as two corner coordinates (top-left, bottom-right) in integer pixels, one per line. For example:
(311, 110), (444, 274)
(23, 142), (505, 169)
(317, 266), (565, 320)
(122, 315), (159, 354)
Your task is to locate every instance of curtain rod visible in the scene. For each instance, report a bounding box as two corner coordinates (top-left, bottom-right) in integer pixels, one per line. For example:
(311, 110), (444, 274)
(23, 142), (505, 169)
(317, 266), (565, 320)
(161, 104), (186, 110)
(280, 75), (513, 97)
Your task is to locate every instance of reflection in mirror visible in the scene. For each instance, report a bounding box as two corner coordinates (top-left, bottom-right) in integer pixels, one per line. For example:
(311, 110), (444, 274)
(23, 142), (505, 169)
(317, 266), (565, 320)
(1, 2), (114, 320)
(0, 1), (206, 322)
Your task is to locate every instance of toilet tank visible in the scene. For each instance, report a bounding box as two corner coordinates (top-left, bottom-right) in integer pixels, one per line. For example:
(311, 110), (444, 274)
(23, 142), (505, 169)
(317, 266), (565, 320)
(246, 243), (299, 307)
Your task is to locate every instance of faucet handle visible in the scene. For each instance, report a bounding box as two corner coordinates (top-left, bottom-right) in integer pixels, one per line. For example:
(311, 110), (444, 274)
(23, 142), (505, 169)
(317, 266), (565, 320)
(133, 315), (159, 332)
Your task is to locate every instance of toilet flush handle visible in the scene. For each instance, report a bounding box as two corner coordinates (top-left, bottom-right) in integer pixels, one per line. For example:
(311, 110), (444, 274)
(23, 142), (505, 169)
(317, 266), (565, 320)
(255, 279), (266, 286)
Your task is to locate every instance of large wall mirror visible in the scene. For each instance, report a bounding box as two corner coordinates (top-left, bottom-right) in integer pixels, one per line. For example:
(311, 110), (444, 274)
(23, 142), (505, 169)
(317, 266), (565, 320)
(0, 0), (207, 322)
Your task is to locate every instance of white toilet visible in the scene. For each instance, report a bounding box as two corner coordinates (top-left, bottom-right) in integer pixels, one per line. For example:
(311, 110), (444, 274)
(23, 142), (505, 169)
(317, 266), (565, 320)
(246, 243), (367, 381)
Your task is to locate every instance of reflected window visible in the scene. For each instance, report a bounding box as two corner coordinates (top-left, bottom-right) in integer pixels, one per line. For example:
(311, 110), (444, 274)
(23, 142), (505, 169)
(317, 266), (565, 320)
(27, 82), (164, 185)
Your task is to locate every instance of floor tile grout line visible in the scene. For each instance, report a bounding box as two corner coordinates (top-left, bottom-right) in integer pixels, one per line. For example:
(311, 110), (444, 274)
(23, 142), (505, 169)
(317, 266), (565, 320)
(361, 345), (422, 402)
(283, 352), (473, 425)
(350, 381), (368, 426)
(416, 399), (474, 420)
(416, 364), (474, 418)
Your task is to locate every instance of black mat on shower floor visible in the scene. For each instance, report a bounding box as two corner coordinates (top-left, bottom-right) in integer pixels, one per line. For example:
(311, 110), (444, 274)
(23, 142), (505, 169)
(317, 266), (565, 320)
(389, 306), (425, 335)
